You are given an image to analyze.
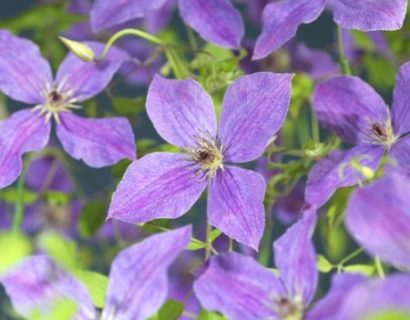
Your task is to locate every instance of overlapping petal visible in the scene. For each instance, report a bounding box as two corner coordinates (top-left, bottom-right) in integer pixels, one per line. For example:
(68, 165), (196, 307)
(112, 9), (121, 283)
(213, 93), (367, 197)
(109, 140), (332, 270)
(0, 110), (50, 188)
(345, 174), (410, 270)
(178, 0), (244, 49)
(253, 0), (326, 60)
(387, 135), (410, 177)
(313, 76), (390, 144)
(0, 30), (52, 104)
(392, 62), (410, 136)
(207, 166), (265, 250)
(102, 226), (191, 320)
(56, 42), (128, 102)
(108, 152), (206, 223)
(305, 145), (384, 208)
(331, 0), (407, 31)
(219, 73), (292, 163)
(193, 252), (280, 320)
(146, 75), (217, 148)
(56, 112), (135, 168)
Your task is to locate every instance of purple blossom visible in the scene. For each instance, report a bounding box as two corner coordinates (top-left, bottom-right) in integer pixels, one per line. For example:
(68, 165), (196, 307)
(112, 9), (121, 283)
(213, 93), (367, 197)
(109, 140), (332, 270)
(345, 174), (410, 270)
(108, 72), (292, 250)
(91, 0), (244, 49)
(253, 0), (407, 60)
(305, 62), (410, 208)
(0, 30), (136, 189)
(193, 209), (317, 320)
(0, 226), (191, 320)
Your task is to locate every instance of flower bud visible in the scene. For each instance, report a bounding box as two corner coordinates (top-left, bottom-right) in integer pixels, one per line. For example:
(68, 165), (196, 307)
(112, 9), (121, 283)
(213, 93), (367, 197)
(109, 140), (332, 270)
(59, 37), (95, 62)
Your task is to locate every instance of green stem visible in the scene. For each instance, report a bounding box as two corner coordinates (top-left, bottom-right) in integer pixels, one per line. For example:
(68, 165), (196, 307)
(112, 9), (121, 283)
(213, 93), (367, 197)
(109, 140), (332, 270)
(11, 157), (31, 233)
(258, 215), (273, 266)
(311, 111), (320, 143)
(205, 224), (212, 260)
(375, 257), (385, 279)
(336, 26), (352, 75)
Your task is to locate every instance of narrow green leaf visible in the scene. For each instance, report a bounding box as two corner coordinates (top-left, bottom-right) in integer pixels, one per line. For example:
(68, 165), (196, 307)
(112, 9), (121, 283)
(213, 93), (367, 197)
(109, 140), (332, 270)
(74, 270), (108, 308)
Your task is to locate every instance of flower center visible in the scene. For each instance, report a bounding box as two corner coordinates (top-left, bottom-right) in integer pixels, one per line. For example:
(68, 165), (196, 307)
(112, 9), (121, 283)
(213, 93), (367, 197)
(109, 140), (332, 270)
(274, 296), (303, 320)
(369, 119), (396, 147)
(187, 131), (224, 180)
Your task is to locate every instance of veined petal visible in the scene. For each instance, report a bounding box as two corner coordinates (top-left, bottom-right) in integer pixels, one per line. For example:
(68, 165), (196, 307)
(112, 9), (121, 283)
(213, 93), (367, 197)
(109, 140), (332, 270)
(387, 135), (410, 177)
(313, 76), (391, 144)
(331, 0), (407, 31)
(0, 255), (96, 320)
(56, 112), (136, 168)
(345, 174), (410, 270)
(178, 0), (244, 49)
(0, 110), (50, 189)
(219, 72), (292, 163)
(108, 152), (206, 223)
(56, 42), (128, 102)
(91, 0), (169, 31)
(0, 30), (52, 104)
(102, 226), (191, 320)
(392, 62), (410, 136)
(253, 0), (326, 60)
(194, 252), (281, 320)
(305, 145), (384, 208)
(208, 166), (265, 250)
(146, 75), (217, 149)
(274, 210), (318, 306)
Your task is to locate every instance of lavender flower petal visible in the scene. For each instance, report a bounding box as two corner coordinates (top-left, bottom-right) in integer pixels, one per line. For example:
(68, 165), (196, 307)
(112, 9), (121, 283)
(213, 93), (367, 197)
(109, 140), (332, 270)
(0, 30), (52, 104)
(313, 76), (390, 144)
(208, 166), (265, 250)
(331, 0), (407, 31)
(56, 112), (136, 168)
(219, 73), (292, 163)
(345, 174), (410, 270)
(253, 0), (326, 60)
(387, 135), (410, 177)
(146, 75), (217, 149)
(392, 62), (410, 136)
(178, 0), (244, 49)
(0, 110), (50, 188)
(108, 152), (206, 223)
(56, 42), (128, 102)
(102, 226), (191, 320)
(194, 252), (281, 320)
(305, 145), (384, 208)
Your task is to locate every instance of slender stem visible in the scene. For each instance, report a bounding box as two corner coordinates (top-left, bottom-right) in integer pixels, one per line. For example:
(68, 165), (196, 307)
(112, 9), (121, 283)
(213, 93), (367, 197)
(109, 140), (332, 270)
(185, 26), (198, 52)
(336, 26), (352, 75)
(11, 157), (31, 233)
(311, 111), (320, 143)
(205, 224), (213, 260)
(374, 257), (385, 279)
(337, 247), (364, 269)
(258, 214), (273, 266)
(228, 238), (233, 252)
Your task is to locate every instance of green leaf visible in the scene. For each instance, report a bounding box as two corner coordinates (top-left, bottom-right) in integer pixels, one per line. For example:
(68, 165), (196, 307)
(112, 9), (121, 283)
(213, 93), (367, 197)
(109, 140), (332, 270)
(209, 229), (222, 242)
(74, 270), (108, 308)
(150, 299), (184, 320)
(198, 309), (227, 320)
(38, 232), (77, 271)
(112, 96), (145, 115)
(0, 188), (37, 204)
(43, 191), (71, 206)
(365, 310), (410, 320)
(0, 232), (32, 273)
(187, 238), (207, 251)
(77, 202), (107, 238)
(343, 264), (375, 276)
(351, 30), (375, 52)
(317, 255), (333, 273)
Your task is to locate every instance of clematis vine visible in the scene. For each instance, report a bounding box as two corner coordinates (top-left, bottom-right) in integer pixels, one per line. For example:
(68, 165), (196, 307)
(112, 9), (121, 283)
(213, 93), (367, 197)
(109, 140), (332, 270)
(108, 72), (292, 250)
(0, 30), (136, 189)
(305, 61), (410, 208)
(253, 0), (408, 60)
(0, 226), (191, 320)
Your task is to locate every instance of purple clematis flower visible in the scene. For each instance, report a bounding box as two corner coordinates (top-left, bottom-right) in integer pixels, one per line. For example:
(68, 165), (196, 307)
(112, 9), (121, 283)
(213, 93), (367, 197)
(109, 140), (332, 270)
(305, 61), (410, 208)
(307, 273), (410, 320)
(345, 174), (410, 271)
(108, 72), (292, 250)
(0, 30), (136, 189)
(0, 226), (191, 320)
(193, 209), (317, 320)
(253, 0), (407, 60)
(91, 0), (244, 49)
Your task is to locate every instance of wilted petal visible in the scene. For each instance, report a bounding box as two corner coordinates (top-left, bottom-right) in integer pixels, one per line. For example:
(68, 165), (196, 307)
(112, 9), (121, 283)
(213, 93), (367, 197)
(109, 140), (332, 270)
(274, 209), (317, 306)
(0, 30), (52, 104)
(331, 0), (407, 31)
(178, 0), (244, 49)
(56, 112), (135, 168)
(253, 0), (326, 60)
(306, 274), (366, 320)
(345, 174), (410, 270)
(56, 42), (128, 102)
(0, 110), (50, 188)
(305, 145), (384, 208)
(208, 166), (265, 250)
(219, 73), (292, 163)
(108, 152), (206, 223)
(194, 252), (281, 320)
(91, 0), (168, 31)
(0, 255), (96, 320)
(102, 226), (191, 320)
(392, 62), (410, 136)
(313, 76), (390, 144)
(146, 75), (217, 148)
